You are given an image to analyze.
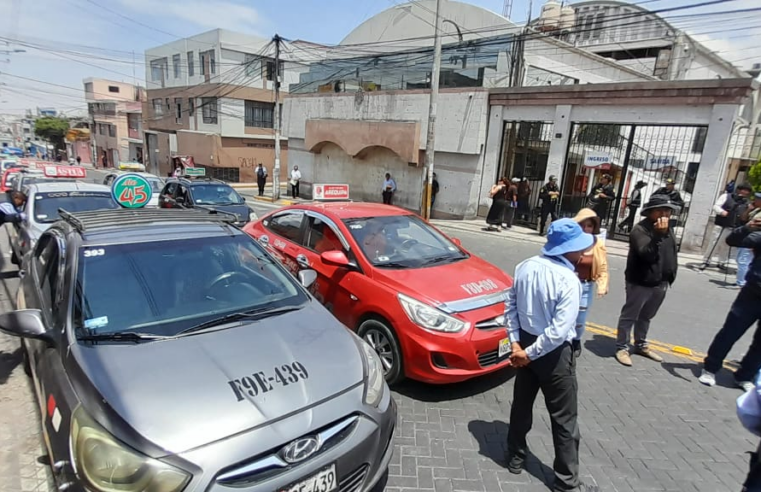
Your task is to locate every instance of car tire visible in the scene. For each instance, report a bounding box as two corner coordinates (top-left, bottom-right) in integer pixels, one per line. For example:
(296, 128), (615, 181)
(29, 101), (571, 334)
(10, 250), (19, 266)
(21, 340), (31, 377)
(358, 317), (404, 386)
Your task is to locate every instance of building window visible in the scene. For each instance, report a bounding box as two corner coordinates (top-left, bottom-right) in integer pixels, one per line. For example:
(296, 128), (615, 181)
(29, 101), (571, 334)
(173, 54), (181, 78)
(188, 98), (195, 116)
(187, 51), (194, 77)
(244, 101), (274, 128)
(108, 125), (116, 137)
(264, 59), (283, 81)
(175, 98), (183, 123)
(201, 97), (218, 124)
(201, 50), (216, 75)
(150, 58), (167, 82)
(108, 85), (120, 93)
(98, 124), (105, 135)
(152, 98), (163, 116)
(84, 82), (94, 93)
(245, 54), (259, 77)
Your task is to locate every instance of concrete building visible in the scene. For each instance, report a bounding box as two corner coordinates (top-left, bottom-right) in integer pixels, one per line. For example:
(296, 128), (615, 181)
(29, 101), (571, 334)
(83, 78), (144, 167)
(143, 29), (308, 181)
(284, 0), (652, 214)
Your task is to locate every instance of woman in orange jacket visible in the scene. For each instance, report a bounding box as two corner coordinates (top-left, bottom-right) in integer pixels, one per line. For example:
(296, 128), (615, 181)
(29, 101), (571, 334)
(573, 208), (609, 342)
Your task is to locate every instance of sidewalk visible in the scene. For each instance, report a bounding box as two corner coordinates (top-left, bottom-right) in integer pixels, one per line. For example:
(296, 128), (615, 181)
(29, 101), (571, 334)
(431, 218), (706, 266)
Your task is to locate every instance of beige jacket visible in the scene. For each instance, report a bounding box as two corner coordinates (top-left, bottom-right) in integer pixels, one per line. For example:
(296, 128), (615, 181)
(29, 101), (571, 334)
(573, 208), (610, 296)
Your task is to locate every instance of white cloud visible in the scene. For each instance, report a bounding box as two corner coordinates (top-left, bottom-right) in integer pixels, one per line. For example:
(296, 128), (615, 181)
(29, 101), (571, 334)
(119, 0), (264, 35)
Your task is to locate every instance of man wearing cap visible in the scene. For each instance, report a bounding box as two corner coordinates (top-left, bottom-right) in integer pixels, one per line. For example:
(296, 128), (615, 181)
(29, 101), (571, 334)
(615, 195), (679, 366)
(618, 180), (647, 233)
(504, 218), (594, 492)
(653, 178), (684, 209)
(586, 174), (616, 221)
(538, 175), (560, 236)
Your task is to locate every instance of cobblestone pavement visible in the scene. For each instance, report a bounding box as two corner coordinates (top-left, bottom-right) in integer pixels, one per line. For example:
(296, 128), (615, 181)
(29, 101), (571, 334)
(0, 231), (54, 492)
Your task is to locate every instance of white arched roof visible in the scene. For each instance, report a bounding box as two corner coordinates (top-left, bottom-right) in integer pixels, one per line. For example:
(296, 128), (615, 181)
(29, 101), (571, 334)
(340, 0), (518, 49)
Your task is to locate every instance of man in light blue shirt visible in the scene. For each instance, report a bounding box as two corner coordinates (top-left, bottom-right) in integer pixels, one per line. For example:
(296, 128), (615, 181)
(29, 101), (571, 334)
(382, 173), (396, 205)
(504, 218), (594, 492)
(0, 191), (26, 224)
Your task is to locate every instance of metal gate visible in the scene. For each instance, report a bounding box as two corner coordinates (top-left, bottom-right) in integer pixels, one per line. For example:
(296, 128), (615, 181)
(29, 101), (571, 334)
(559, 123), (707, 249)
(498, 121), (554, 226)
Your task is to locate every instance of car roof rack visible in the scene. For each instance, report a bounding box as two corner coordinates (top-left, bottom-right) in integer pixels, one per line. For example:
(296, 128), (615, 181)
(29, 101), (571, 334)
(58, 208), (239, 233)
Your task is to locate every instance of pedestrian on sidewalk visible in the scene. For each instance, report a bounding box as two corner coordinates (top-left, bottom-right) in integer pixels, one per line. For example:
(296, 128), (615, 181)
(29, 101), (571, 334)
(517, 177), (531, 221)
(504, 218), (593, 492)
(701, 183), (752, 270)
(586, 174), (616, 223)
(502, 178), (519, 229)
(737, 193), (761, 287)
(736, 369), (761, 491)
(615, 194), (679, 367)
(538, 175), (560, 236)
(76, 156), (81, 166)
(289, 165), (301, 199)
(256, 163), (268, 196)
(573, 208), (609, 344)
(618, 180), (646, 233)
(699, 214), (761, 391)
(382, 173), (396, 205)
(485, 177), (508, 232)
(431, 172), (439, 209)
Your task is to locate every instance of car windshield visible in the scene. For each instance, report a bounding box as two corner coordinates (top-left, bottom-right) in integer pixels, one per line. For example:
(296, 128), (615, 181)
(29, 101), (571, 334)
(33, 191), (119, 223)
(343, 215), (468, 268)
(190, 184), (244, 205)
(73, 234), (307, 337)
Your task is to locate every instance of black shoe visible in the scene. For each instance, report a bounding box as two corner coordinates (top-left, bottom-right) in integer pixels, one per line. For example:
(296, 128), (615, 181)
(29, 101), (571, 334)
(505, 454), (524, 474)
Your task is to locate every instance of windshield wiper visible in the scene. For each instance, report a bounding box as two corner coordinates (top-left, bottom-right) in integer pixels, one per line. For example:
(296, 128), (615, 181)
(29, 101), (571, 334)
(175, 306), (303, 337)
(79, 332), (170, 343)
(419, 255), (463, 266)
(374, 261), (411, 269)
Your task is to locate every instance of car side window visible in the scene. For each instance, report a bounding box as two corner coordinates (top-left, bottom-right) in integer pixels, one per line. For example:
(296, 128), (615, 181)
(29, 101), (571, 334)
(104, 175), (115, 185)
(162, 182), (178, 197)
(266, 213), (304, 243)
(177, 185), (190, 204)
(33, 234), (61, 319)
(306, 217), (345, 254)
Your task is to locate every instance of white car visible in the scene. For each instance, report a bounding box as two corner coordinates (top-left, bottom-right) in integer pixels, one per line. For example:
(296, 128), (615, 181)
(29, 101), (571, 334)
(10, 182), (119, 264)
(103, 171), (164, 208)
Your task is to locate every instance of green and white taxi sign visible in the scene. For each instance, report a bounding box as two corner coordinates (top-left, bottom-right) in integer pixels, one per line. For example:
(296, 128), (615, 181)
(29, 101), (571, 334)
(111, 173), (153, 208)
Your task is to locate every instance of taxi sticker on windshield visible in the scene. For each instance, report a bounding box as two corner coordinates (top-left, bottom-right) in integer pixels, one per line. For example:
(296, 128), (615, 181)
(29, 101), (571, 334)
(84, 316), (108, 329)
(376, 256), (390, 262)
(349, 224), (363, 230)
(228, 362), (309, 402)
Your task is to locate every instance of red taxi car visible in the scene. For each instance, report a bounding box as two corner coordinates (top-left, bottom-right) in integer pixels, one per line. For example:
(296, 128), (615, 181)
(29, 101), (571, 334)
(244, 203), (513, 385)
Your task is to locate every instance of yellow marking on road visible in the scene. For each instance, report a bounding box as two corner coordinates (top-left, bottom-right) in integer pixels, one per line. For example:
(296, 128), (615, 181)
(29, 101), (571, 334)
(585, 322), (738, 371)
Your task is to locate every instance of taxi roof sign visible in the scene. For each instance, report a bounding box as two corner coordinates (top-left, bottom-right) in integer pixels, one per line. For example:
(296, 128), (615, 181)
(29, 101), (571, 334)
(118, 162), (146, 172)
(184, 167), (205, 177)
(42, 165), (87, 178)
(112, 173), (153, 209)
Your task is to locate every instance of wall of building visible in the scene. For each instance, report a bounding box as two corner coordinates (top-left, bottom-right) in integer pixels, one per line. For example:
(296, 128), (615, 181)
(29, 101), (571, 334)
(144, 30), (223, 90)
(85, 79), (140, 102)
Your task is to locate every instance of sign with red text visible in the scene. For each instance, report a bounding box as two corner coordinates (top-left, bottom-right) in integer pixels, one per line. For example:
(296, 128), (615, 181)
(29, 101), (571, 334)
(42, 165), (87, 178)
(313, 184), (349, 200)
(112, 173), (152, 208)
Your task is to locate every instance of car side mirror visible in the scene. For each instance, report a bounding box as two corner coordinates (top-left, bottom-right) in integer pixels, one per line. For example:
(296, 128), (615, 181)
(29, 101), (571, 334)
(321, 250), (351, 268)
(0, 309), (50, 342)
(298, 269), (318, 289)
(451, 237), (462, 247)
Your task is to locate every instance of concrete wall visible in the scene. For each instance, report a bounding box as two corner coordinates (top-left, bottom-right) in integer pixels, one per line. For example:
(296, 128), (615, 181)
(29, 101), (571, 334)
(85, 78), (139, 102)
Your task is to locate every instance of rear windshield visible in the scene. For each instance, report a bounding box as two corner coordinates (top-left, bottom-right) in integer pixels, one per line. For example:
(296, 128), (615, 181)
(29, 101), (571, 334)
(33, 191), (119, 223)
(190, 184), (244, 205)
(147, 178), (163, 193)
(73, 234), (307, 337)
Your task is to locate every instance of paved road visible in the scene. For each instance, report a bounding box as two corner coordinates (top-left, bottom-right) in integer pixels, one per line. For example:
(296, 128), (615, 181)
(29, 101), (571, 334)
(2, 171), (754, 491)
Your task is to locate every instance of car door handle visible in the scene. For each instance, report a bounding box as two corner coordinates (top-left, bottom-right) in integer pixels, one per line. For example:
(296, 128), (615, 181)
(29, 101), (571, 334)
(296, 254), (310, 269)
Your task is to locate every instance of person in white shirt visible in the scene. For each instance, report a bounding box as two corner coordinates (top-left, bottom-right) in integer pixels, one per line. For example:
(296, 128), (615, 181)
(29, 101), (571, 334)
(504, 218), (594, 492)
(382, 173), (396, 205)
(289, 166), (302, 199)
(737, 370), (761, 491)
(701, 183), (752, 269)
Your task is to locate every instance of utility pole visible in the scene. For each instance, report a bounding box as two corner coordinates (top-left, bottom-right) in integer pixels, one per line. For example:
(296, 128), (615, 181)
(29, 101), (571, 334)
(422, 0), (443, 221)
(272, 34), (282, 201)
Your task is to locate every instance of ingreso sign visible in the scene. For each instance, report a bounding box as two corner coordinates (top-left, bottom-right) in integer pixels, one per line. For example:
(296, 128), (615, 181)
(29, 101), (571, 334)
(313, 184), (349, 200)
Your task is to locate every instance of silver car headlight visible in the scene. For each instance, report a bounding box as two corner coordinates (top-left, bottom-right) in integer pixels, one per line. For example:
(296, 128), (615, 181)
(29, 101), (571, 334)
(359, 338), (385, 407)
(248, 210), (257, 222)
(398, 293), (468, 333)
(70, 406), (190, 492)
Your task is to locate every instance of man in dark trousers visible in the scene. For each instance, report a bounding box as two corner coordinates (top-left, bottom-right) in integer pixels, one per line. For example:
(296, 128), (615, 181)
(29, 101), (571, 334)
(699, 211), (761, 391)
(618, 180), (646, 233)
(505, 218), (593, 492)
(503, 177), (519, 229)
(587, 173), (616, 221)
(615, 194), (679, 367)
(538, 175), (560, 236)
(256, 163), (268, 196)
(431, 172), (440, 208)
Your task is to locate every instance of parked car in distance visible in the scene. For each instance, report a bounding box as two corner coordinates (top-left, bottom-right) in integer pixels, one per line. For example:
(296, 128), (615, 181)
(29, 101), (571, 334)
(244, 202), (514, 385)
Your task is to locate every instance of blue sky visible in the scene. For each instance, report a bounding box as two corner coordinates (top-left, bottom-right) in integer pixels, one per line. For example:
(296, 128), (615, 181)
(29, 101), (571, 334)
(0, 0), (758, 115)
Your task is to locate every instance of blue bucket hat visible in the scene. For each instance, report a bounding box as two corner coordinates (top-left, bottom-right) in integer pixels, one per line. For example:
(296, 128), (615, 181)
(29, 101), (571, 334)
(541, 218), (595, 257)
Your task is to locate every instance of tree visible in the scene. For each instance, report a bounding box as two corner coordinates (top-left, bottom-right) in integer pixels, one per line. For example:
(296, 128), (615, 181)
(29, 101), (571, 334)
(749, 159), (761, 192)
(34, 117), (70, 152)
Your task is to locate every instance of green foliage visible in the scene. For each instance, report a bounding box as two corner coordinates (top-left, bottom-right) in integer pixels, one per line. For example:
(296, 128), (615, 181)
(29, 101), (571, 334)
(34, 117), (70, 149)
(749, 160), (761, 192)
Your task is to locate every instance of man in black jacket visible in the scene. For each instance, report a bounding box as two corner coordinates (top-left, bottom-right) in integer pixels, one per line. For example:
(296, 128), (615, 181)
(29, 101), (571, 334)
(587, 174), (616, 221)
(618, 180), (647, 233)
(538, 175), (560, 236)
(698, 213), (761, 391)
(615, 194), (680, 367)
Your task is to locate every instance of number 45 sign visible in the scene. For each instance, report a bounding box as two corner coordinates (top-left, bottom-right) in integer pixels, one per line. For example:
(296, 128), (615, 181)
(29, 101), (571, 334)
(111, 173), (153, 208)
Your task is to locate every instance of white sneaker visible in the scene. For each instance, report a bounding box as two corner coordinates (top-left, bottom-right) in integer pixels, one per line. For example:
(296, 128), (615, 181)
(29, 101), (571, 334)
(698, 369), (716, 387)
(738, 380), (755, 392)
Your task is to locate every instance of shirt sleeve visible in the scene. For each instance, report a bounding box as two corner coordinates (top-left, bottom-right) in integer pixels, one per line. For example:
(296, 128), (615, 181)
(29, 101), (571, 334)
(0, 202), (17, 215)
(505, 286), (520, 344)
(713, 194), (728, 215)
(524, 278), (580, 361)
(738, 387), (761, 437)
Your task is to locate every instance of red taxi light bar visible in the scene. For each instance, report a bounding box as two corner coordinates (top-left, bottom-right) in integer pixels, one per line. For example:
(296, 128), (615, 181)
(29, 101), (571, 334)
(43, 165), (87, 178)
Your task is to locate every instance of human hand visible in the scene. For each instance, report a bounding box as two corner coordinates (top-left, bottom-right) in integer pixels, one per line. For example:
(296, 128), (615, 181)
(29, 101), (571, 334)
(597, 289), (607, 298)
(749, 217), (761, 230)
(654, 216), (669, 233)
(720, 211), (729, 217)
(509, 348), (531, 368)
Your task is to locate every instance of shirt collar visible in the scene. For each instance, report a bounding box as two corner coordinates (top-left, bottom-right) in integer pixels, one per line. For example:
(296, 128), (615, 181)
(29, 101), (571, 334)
(541, 254), (575, 271)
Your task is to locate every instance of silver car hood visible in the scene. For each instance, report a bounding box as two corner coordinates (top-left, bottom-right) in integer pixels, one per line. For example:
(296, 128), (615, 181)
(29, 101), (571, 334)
(70, 303), (364, 454)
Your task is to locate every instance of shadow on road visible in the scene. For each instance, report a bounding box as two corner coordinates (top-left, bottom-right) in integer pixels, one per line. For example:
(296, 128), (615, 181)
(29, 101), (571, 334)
(661, 361), (701, 383)
(468, 420), (554, 487)
(393, 368), (516, 402)
(709, 279), (739, 289)
(582, 334), (614, 360)
(0, 346), (22, 385)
